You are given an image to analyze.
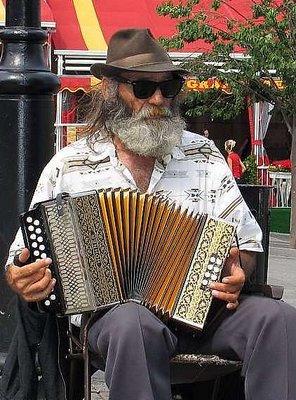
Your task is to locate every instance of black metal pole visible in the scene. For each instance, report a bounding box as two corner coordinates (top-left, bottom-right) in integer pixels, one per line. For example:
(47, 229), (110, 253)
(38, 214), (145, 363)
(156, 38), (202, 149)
(0, 0), (60, 353)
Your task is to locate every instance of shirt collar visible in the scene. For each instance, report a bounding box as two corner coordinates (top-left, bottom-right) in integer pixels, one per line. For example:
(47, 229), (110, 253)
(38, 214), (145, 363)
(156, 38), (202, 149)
(89, 139), (185, 164)
(88, 141), (116, 162)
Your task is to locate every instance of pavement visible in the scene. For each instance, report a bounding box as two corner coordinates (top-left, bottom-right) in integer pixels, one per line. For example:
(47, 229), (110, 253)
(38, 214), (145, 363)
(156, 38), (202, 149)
(90, 232), (296, 399)
(268, 232), (296, 307)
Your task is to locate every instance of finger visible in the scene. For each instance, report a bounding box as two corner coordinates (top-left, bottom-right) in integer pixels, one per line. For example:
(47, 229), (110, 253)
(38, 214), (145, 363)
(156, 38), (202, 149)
(13, 249), (29, 267)
(22, 270), (56, 302)
(27, 268), (53, 293)
(14, 258), (52, 279)
(222, 266), (245, 281)
(6, 259), (52, 296)
(222, 276), (241, 284)
(229, 247), (240, 258)
(220, 269), (245, 287)
(19, 248), (30, 264)
(211, 289), (239, 304)
(223, 247), (240, 276)
(226, 300), (239, 310)
(11, 266), (52, 292)
(23, 279), (56, 302)
(210, 281), (242, 294)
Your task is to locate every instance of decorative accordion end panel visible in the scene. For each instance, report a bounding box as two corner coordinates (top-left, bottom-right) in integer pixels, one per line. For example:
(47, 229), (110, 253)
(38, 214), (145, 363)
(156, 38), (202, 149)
(20, 188), (237, 331)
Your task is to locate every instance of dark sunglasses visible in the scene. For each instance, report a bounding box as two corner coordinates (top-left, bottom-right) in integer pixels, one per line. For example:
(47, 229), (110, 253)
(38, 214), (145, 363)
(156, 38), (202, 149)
(114, 76), (185, 99)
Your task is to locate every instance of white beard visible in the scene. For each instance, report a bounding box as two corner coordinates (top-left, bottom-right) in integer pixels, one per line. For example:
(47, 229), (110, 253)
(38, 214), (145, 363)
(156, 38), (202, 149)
(106, 102), (185, 159)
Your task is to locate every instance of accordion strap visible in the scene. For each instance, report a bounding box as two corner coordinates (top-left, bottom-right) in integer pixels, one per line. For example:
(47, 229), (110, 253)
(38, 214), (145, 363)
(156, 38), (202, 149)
(235, 234), (243, 268)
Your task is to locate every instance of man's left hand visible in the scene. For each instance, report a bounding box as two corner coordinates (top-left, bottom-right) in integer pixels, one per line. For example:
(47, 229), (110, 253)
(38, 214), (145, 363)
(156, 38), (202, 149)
(210, 247), (245, 310)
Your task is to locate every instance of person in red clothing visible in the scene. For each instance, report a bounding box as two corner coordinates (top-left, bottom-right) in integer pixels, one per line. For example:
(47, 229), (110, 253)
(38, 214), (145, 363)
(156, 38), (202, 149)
(225, 139), (246, 181)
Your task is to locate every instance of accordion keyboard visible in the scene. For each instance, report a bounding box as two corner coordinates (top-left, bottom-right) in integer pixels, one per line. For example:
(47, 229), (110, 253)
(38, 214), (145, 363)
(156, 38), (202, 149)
(21, 207), (64, 312)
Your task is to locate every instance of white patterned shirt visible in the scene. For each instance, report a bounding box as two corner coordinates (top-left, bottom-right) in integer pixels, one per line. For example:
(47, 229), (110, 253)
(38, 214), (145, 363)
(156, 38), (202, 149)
(7, 130), (262, 265)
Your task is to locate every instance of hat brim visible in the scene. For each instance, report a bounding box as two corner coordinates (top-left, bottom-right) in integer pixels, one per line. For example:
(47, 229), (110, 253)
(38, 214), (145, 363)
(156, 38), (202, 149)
(90, 62), (189, 79)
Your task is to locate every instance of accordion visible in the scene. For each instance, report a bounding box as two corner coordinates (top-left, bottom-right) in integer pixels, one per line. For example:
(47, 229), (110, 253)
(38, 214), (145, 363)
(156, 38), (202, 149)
(20, 188), (236, 330)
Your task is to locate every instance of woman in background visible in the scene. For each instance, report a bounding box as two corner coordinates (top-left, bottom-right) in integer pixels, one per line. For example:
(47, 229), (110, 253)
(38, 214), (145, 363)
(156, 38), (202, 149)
(225, 139), (246, 182)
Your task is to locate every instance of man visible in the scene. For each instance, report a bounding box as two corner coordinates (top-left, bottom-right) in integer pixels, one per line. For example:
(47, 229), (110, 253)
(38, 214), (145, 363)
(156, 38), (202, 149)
(3, 28), (296, 400)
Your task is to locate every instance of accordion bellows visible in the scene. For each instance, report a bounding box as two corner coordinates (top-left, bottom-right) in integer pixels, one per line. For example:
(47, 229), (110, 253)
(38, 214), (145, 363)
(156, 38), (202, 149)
(21, 188), (236, 330)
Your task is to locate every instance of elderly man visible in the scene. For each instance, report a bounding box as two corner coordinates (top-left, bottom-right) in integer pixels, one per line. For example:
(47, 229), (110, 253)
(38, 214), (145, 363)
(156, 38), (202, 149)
(3, 28), (296, 400)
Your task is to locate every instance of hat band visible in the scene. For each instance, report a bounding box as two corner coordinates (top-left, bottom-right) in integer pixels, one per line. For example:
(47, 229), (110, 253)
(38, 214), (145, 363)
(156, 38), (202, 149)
(108, 52), (172, 69)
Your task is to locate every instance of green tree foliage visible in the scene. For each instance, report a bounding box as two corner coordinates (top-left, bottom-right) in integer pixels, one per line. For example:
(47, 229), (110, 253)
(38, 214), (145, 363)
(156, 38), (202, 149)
(244, 155), (259, 185)
(157, 0), (296, 246)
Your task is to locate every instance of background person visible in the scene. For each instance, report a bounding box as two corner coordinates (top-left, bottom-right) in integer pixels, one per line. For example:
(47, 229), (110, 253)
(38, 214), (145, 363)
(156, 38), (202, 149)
(2, 28), (296, 400)
(225, 139), (246, 182)
(203, 128), (210, 138)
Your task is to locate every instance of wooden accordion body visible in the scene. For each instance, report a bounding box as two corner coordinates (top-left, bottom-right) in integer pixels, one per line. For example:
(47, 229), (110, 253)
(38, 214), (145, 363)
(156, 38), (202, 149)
(20, 188), (236, 331)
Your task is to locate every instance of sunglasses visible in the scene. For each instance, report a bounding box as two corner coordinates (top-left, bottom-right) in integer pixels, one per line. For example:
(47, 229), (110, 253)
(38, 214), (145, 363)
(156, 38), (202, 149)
(114, 76), (185, 99)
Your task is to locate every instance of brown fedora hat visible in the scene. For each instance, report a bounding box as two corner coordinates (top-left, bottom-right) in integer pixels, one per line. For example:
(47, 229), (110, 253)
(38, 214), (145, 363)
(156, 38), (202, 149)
(90, 28), (188, 78)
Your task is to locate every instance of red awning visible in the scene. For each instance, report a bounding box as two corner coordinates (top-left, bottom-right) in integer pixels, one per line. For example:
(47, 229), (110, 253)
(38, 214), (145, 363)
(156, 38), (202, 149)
(49, 0), (283, 93)
(47, 0), (259, 53)
(60, 76), (99, 92)
(40, 0), (55, 26)
(0, 0), (55, 28)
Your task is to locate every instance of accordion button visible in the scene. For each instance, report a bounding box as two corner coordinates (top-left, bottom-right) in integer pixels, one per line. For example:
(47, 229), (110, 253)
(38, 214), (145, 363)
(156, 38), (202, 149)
(210, 256), (216, 263)
(26, 217), (33, 223)
(207, 265), (213, 270)
(28, 225), (34, 232)
(211, 274), (218, 281)
(202, 279), (208, 286)
(216, 259), (222, 266)
(33, 250), (40, 257)
(41, 253), (47, 258)
(36, 228), (42, 234)
(33, 220), (40, 226)
(205, 272), (210, 278)
(39, 245), (45, 251)
(44, 300), (51, 306)
(32, 242), (38, 248)
(30, 234), (36, 240)
(214, 266), (220, 273)
(37, 236), (43, 242)
(50, 294), (56, 301)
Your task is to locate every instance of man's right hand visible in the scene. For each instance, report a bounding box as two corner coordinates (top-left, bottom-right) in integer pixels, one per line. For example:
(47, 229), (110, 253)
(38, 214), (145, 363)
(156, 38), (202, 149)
(5, 248), (56, 302)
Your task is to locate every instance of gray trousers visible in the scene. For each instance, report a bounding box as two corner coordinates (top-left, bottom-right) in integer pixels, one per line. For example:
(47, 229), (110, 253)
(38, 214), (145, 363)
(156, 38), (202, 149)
(88, 295), (296, 400)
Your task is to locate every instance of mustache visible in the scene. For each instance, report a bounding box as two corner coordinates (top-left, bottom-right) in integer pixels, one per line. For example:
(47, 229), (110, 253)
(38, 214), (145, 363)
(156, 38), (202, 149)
(106, 95), (178, 121)
(134, 105), (173, 119)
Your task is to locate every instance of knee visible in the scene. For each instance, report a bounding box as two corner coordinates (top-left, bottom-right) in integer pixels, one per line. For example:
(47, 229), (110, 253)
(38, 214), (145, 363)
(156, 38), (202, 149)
(106, 302), (146, 336)
(243, 296), (293, 331)
(89, 303), (162, 345)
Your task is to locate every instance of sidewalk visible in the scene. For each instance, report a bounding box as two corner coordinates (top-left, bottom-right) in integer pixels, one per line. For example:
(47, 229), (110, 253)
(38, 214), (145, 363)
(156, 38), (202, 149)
(268, 232), (296, 307)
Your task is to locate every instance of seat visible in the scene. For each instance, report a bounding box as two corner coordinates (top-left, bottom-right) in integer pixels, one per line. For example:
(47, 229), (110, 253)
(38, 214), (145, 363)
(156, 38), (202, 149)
(170, 354), (243, 400)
